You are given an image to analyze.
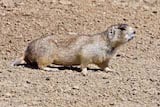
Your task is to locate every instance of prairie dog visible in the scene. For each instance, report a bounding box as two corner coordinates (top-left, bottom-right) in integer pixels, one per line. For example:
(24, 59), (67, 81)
(12, 24), (136, 75)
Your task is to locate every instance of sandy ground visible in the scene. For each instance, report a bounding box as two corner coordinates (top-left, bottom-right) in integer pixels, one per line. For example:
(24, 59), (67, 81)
(0, 0), (160, 107)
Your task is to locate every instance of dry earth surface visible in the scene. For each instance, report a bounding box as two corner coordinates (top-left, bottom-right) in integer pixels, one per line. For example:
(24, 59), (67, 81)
(0, 0), (160, 107)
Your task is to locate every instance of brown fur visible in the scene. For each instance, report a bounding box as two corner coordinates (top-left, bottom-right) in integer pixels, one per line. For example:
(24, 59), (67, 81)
(12, 24), (136, 75)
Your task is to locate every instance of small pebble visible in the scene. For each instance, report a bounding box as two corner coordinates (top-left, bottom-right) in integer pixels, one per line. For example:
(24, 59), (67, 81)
(7, 69), (12, 72)
(102, 76), (108, 79)
(109, 103), (115, 106)
(26, 81), (31, 84)
(72, 85), (79, 90)
(45, 77), (50, 81)
(152, 11), (157, 14)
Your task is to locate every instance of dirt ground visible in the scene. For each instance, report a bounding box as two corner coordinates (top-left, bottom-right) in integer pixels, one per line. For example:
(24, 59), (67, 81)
(0, 0), (160, 107)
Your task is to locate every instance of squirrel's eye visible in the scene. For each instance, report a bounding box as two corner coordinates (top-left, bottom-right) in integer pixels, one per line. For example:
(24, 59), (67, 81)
(109, 30), (113, 34)
(109, 30), (114, 35)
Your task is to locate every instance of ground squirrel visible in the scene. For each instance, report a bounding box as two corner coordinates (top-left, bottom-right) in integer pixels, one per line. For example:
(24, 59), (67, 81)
(12, 24), (136, 75)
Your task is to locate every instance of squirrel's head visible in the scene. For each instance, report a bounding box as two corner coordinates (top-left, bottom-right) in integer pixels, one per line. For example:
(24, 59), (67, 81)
(106, 24), (136, 47)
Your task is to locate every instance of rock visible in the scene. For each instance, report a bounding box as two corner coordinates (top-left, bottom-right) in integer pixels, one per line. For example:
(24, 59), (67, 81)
(45, 77), (50, 81)
(26, 81), (31, 84)
(72, 85), (80, 90)
(152, 11), (157, 14)
(102, 76), (108, 79)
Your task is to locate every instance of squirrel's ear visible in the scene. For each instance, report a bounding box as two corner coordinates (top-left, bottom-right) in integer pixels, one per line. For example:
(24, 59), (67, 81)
(118, 24), (128, 31)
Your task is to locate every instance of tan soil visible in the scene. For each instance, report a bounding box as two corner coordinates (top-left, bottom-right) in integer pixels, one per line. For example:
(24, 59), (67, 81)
(0, 0), (160, 107)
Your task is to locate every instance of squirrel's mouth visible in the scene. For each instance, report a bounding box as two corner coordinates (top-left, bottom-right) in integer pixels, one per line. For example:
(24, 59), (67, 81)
(128, 31), (136, 41)
(128, 36), (134, 41)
